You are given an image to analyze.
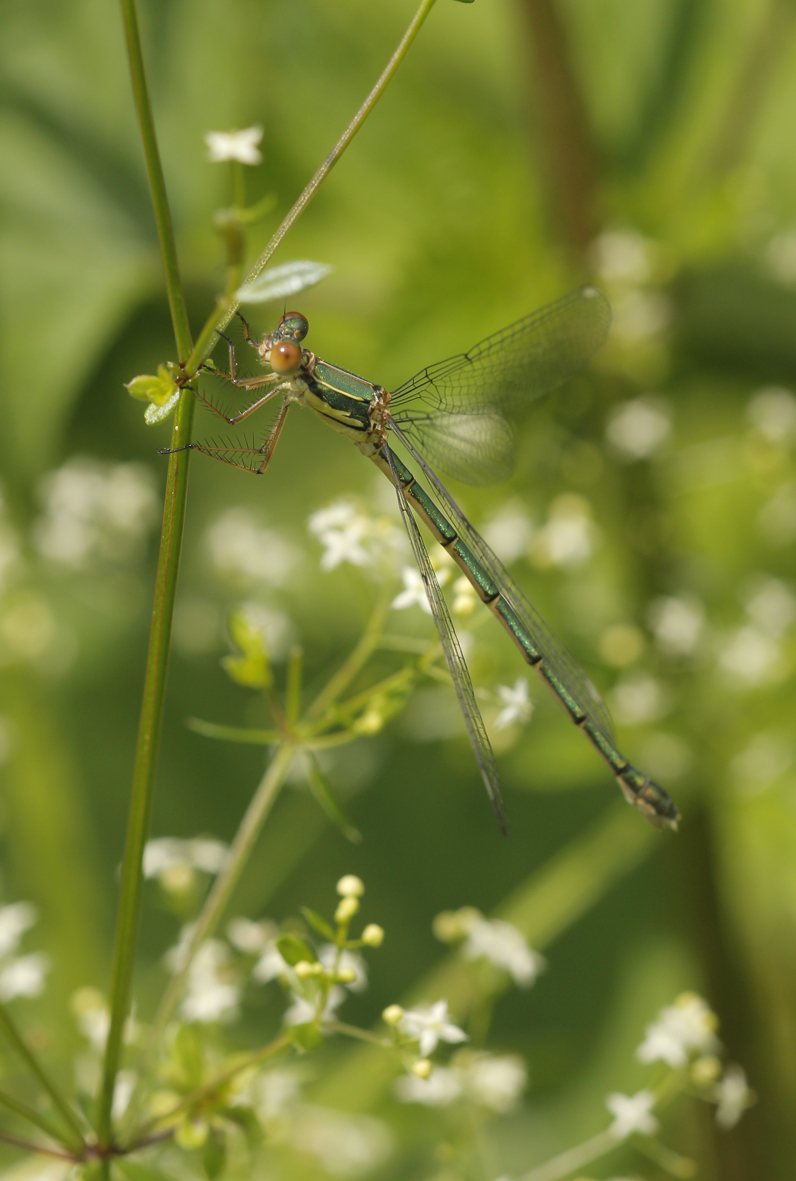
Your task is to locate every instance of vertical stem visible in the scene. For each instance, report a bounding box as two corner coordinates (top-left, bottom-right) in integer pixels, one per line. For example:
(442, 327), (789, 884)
(99, 0), (197, 1147)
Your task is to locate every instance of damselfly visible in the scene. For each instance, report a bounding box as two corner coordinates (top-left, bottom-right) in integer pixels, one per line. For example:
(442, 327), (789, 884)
(168, 287), (679, 833)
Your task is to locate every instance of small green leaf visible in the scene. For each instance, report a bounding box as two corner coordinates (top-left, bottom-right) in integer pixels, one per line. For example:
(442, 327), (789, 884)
(300, 906), (336, 941)
(303, 751), (362, 843)
(222, 610), (272, 689)
(220, 1104), (264, 1148)
(237, 260), (333, 304)
(203, 1126), (227, 1180)
(275, 932), (315, 966)
(287, 1021), (323, 1052)
(144, 388), (181, 425)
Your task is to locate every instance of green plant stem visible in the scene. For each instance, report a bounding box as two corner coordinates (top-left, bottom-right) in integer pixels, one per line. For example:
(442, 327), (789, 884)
(128, 1033), (292, 1146)
(99, 0), (198, 1150)
(184, 0), (440, 376)
(147, 742), (296, 1053)
(515, 1129), (617, 1181)
(305, 595), (392, 722)
(0, 1004), (85, 1153)
(0, 1130), (76, 1161)
(0, 1086), (77, 1151)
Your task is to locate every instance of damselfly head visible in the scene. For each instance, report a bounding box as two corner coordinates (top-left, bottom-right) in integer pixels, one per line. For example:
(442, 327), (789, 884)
(267, 339), (304, 376)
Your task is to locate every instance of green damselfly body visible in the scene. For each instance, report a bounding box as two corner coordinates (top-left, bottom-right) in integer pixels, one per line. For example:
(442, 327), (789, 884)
(168, 287), (679, 833)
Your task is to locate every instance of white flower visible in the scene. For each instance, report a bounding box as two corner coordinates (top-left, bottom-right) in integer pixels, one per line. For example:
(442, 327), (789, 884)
(719, 627), (780, 686)
(143, 837), (229, 894)
(606, 398), (671, 461)
(611, 674), (671, 726)
(647, 596), (704, 656)
(531, 495), (593, 568)
(744, 577), (796, 637)
(747, 386), (796, 443)
(392, 567), (432, 614)
(309, 502), (372, 570)
(494, 679), (533, 731)
(713, 1064), (754, 1129)
(606, 1089), (659, 1139)
(399, 999), (468, 1057)
(318, 945), (367, 992)
(205, 125), (263, 165)
(636, 994), (720, 1068)
(394, 1066), (463, 1106)
(289, 1106), (393, 1176)
(227, 916), (277, 954)
(282, 985), (345, 1027)
(0, 953), (50, 1001)
(206, 508), (299, 587)
(252, 941), (290, 983)
(462, 917), (545, 987)
(0, 902), (37, 957)
(179, 940), (240, 1024)
(465, 1053), (527, 1112)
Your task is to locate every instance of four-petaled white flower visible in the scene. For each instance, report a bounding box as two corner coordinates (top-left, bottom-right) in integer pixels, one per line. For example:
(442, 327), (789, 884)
(392, 567), (433, 614)
(462, 917), (545, 987)
(636, 993), (719, 1068)
(179, 940), (240, 1025)
(205, 125), (263, 165)
(399, 999), (468, 1057)
(0, 902), (37, 958)
(465, 1053), (527, 1113)
(494, 679), (533, 730)
(308, 502), (373, 570)
(252, 942), (290, 984)
(606, 1089), (659, 1139)
(714, 1064), (755, 1129)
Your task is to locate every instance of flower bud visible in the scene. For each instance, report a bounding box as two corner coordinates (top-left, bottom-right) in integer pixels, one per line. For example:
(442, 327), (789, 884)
(335, 896), (359, 922)
(382, 1004), (404, 1027)
(361, 924), (384, 947)
(411, 1059), (433, 1079)
(336, 875), (365, 897)
(294, 960), (316, 979)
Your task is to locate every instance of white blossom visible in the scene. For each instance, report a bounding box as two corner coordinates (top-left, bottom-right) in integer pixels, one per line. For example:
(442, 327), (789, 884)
(143, 837), (229, 894)
(318, 945), (367, 992)
(206, 508), (299, 588)
(392, 566), (433, 614)
(636, 994), (720, 1068)
(0, 902), (37, 958)
(394, 1066), (463, 1106)
(464, 1053), (527, 1112)
(227, 916), (277, 954)
(205, 125), (263, 165)
(399, 999), (468, 1057)
(747, 386), (796, 443)
(713, 1064), (754, 1129)
(744, 577), (796, 637)
(179, 940), (240, 1024)
(461, 917), (545, 987)
(647, 596), (704, 656)
(531, 496), (593, 568)
(494, 679), (533, 731)
(606, 398), (671, 460)
(308, 502), (377, 571)
(282, 985), (345, 1027)
(252, 941), (290, 983)
(606, 1089), (659, 1139)
(0, 953), (50, 1001)
(719, 627), (780, 686)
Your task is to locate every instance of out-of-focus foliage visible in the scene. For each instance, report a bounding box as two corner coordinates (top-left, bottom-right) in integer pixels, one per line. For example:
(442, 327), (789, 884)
(1, 0), (796, 1177)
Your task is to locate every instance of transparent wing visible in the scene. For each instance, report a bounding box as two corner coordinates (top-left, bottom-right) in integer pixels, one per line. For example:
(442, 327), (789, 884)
(392, 409), (515, 486)
(383, 444), (507, 834)
(391, 286), (611, 415)
(389, 421), (617, 745)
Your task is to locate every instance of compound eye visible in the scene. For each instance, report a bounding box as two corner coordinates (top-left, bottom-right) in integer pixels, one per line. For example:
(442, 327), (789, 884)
(280, 312), (309, 342)
(270, 340), (303, 376)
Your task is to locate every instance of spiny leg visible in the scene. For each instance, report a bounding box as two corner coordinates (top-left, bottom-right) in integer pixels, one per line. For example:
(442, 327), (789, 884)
(160, 398), (292, 476)
(193, 374), (290, 425)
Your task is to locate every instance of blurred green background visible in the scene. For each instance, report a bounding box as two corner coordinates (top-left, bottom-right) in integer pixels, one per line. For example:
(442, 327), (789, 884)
(2, 0), (796, 1177)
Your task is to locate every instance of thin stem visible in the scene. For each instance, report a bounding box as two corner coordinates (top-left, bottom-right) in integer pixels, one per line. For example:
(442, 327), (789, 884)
(0, 1129), (76, 1161)
(145, 743), (296, 1057)
(515, 1129), (618, 1181)
(184, 0), (440, 376)
(100, 0), (197, 1148)
(0, 1084), (77, 1150)
(0, 1004), (85, 1153)
(322, 1021), (391, 1048)
(305, 594), (392, 722)
(128, 1033), (291, 1146)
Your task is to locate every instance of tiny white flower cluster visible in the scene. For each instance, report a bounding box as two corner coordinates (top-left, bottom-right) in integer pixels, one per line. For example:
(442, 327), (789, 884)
(143, 836), (229, 894)
(395, 1049), (526, 1113)
(206, 507), (300, 589)
(433, 907), (545, 988)
(494, 678), (533, 731)
(34, 457), (159, 569)
(308, 501), (402, 573)
(636, 992), (719, 1067)
(398, 999), (468, 1058)
(0, 901), (49, 1002)
(204, 125), (264, 165)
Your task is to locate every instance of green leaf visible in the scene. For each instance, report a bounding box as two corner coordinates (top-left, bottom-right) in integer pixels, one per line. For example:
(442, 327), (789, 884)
(275, 932), (315, 966)
(300, 906), (336, 941)
(287, 1021), (323, 1052)
(219, 1105), (264, 1148)
(203, 1126), (227, 1180)
(237, 260), (333, 304)
(222, 610), (273, 689)
(303, 751), (362, 843)
(144, 389), (181, 425)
